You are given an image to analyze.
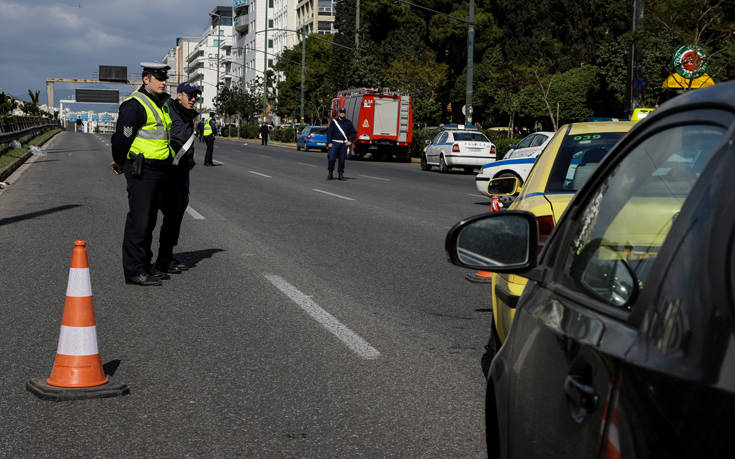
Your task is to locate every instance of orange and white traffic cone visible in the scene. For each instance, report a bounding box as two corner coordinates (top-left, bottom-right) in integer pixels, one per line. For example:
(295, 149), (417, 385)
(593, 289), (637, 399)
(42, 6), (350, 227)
(465, 196), (503, 283)
(27, 240), (128, 401)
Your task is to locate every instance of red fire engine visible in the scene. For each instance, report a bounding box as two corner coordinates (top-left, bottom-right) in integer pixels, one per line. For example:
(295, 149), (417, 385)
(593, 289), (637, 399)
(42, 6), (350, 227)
(330, 88), (413, 161)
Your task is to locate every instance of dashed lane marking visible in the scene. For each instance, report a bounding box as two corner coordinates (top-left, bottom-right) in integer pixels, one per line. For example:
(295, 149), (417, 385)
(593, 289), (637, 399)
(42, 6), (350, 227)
(186, 206), (205, 220)
(264, 274), (381, 360)
(312, 189), (355, 201)
(213, 160), (224, 165)
(359, 174), (391, 182)
(248, 170), (272, 178)
(298, 162), (317, 168)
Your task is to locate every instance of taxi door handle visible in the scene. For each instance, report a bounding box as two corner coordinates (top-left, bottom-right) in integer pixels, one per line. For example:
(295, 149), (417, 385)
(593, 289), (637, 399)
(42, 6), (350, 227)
(564, 374), (599, 423)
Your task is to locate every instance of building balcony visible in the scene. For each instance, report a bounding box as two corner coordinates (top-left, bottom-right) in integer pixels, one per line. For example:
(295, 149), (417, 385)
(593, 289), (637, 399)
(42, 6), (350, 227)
(187, 50), (204, 63)
(187, 67), (205, 82)
(234, 14), (249, 34)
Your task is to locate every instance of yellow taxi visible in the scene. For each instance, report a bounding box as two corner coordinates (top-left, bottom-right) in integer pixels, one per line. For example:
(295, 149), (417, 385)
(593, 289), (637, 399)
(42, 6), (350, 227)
(485, 121), (636, 352)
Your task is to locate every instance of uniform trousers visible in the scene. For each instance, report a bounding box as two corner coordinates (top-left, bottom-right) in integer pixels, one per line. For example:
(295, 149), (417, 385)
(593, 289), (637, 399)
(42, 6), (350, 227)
(156, 164), (190, 270)
(328, 143), (348, 172)
(122, 160), (166, 278)
(204, 135), (214, 165)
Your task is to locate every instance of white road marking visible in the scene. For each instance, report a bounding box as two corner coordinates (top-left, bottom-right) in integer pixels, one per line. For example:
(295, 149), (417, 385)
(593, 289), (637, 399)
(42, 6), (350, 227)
(264, 274), (380, 360)
(213, 160), (224, 165)
(298, 162), (317, 168)
(359, 174), (391, 182)
(186, 206), (205, 220)
(248, 170), (271, 178)
(312, 189), (355, 201)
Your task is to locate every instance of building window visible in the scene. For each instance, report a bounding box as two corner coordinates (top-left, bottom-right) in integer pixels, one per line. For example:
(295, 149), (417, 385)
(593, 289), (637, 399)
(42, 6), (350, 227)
(268, 39), (273, 48)
(268, 59), (273, 68)
(269, 19), (273, 28)
(269, 0), (273, 7)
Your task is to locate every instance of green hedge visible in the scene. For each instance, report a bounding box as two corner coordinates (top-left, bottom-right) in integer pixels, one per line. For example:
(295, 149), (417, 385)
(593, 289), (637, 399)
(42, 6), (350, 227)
(409, 129), (439, 158)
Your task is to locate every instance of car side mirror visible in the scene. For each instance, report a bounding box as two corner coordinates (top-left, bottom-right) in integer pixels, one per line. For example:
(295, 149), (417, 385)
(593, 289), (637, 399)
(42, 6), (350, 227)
(508, 143), (517, 149)
(487, 176), (521, 196)
(445, 211), (538, 272)
(425, 139), (431, 145)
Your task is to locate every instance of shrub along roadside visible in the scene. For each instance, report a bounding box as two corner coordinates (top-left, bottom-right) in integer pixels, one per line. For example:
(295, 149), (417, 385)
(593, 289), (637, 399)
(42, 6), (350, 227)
(0, 128), (61, 173)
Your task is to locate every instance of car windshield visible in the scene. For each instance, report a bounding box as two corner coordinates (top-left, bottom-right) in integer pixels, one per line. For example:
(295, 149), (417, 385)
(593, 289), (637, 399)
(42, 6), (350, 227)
(546, 132), (627, 193)
(310, 128), (327, 135)
(453, 132), (490, 142)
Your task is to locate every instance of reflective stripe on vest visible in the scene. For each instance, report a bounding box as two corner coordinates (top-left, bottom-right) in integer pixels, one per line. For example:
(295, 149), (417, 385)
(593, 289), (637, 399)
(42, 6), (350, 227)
(124, 91), (172, 160)
(203, 117), (213, 136)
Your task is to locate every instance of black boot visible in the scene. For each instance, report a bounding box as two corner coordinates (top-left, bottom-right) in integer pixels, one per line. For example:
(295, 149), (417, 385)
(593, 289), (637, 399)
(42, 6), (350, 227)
(338, 171), (344, 180)
(327, 170), (334, 180)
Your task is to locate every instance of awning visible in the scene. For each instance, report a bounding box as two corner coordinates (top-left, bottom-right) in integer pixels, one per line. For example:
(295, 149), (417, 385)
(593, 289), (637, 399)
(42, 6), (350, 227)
(662, 73), (715, 89)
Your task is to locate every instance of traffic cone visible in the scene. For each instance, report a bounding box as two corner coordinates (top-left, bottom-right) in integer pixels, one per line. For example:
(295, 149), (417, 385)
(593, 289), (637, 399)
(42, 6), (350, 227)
(27, 240), (129, 401)
(465, 196), (503, 283)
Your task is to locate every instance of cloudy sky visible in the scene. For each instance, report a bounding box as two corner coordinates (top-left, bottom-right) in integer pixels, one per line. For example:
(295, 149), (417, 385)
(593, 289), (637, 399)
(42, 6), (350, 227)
(0, 0), (225, 110)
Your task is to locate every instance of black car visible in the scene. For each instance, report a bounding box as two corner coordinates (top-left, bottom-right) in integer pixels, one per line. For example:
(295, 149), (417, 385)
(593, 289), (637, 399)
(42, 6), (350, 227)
(446, 82), (735, 458)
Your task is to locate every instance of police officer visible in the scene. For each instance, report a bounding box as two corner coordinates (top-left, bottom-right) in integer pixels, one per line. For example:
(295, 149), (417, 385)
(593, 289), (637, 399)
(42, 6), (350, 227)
(155, 82), (201, 274)
(110, 62), (173, 286)
(326, 107), (356, 180)
(202, 110), (216, 166)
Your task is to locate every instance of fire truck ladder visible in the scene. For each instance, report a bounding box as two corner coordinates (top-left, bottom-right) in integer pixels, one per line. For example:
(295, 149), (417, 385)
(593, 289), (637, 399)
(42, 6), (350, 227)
(398, 96), (410, 143)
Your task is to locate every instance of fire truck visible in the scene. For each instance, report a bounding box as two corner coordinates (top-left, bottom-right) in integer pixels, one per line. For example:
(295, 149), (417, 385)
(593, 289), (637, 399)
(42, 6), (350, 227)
(330, 88), (413, 161)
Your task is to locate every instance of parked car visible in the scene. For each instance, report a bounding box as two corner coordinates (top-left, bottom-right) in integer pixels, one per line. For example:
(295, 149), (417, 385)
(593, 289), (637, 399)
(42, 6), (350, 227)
(421, 126), (496, 173)
(485, 121), (636, 358)
(296, 126), (328, 152)
(475, 131), (554, 196)
(446, 81), (735, 458)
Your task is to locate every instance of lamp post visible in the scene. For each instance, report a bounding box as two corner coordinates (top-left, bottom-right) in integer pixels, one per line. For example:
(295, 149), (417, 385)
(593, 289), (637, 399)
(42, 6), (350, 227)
(392, 0), (475, 125)
(263, 1), (269, 122)
(209, 11), (222, 109)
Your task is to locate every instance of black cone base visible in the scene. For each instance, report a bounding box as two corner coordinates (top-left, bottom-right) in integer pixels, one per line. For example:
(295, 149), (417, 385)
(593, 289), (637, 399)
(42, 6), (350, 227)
(26, 378), (130, 401)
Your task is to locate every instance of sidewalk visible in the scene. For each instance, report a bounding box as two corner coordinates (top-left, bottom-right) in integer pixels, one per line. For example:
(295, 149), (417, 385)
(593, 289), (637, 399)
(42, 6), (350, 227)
(218, 136), (296, 148)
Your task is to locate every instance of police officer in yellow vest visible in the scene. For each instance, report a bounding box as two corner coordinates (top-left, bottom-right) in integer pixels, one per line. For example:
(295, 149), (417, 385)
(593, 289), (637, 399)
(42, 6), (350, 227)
(202, 110), (216, 166)
(110, 62), (173, 286)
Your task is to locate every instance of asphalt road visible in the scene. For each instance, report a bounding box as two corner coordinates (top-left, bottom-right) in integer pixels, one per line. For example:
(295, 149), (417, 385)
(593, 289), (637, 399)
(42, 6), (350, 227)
(0, 131), (495, 457)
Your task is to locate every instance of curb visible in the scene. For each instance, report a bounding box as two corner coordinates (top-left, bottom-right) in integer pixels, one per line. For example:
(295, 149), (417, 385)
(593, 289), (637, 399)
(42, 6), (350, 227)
(0, 129), (62, 182)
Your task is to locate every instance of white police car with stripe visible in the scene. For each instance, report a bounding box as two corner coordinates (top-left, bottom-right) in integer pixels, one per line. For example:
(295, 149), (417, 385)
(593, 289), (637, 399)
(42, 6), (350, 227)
(421, 125), (496, 173)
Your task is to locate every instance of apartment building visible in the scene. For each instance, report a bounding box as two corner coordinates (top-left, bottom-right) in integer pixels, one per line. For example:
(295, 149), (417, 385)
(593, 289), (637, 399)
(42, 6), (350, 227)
(185, 6), (234, 110)
(296, 0), (337, 35)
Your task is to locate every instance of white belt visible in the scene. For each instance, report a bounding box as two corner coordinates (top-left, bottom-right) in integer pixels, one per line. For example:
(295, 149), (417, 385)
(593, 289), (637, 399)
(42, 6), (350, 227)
(332, 140), (346, 144)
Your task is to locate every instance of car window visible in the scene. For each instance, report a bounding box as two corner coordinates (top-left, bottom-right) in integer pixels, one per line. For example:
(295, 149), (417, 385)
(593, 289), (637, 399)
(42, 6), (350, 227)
(453, 132), (490, 142)
(530, 134), (547, 147)
(310, 128), (327, 135)
(546, 132), (627, 193)
(516, 135), (534, 149)
(563, 124), (726, 309)
(438, 132), (449, 144)
(431, 133), (443, 145)
(301, 128), (309, 135)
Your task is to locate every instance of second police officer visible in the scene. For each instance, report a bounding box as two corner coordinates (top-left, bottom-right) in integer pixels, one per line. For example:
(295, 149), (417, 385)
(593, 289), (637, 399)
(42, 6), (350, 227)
(202, 110), (216, 166)
(110, 62), (173, 286)
(326, 107), (356, 180)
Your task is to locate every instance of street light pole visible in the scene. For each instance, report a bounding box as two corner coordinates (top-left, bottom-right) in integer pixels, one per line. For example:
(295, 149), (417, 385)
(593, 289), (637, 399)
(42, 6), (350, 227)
(300, 25), (306, 124)
(355, 0), (360, 48)
(465, 0), (474, 126)
(263, 1), (269, 122)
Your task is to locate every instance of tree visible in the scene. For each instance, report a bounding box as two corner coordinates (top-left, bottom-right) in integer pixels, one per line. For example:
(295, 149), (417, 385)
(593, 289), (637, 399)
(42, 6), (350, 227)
(0, 92), (17, 116)
(21, 89), (41, 116)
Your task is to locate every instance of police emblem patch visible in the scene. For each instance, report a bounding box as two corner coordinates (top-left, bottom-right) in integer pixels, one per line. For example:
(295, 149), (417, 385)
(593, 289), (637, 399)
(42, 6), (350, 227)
(123, 126), (133, 138)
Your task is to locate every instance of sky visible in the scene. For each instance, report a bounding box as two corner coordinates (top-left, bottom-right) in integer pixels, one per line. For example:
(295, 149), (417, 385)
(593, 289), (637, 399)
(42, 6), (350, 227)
(0, 0), (225, 112)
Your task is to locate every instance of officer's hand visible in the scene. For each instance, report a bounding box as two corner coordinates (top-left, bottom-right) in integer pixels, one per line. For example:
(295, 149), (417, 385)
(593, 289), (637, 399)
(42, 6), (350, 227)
(110, 161), (123, 175)
(328, 143), (332, 148)
(346, 141), (352, 146)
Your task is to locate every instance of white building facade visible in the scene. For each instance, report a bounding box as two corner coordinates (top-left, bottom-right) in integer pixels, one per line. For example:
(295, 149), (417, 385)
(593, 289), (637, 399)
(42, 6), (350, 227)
(296, 0), (337, 35)
(186, 6), (235, 111)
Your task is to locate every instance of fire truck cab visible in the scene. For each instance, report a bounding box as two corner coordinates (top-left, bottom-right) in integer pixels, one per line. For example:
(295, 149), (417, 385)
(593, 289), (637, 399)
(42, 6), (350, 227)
(330, 88), (413, 161)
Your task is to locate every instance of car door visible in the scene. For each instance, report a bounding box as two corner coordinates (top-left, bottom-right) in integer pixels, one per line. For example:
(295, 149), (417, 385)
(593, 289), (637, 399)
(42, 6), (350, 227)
(494, 109), (732, 458)
(428, 132), (447, 163)
(507, 134), (536, 158)
(527, 133), (549, 157)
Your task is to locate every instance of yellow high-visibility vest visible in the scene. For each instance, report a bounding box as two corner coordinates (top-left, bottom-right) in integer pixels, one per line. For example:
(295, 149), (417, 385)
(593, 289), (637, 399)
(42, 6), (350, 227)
(124, 91), (172, 160)
(203, 117), (214, 136)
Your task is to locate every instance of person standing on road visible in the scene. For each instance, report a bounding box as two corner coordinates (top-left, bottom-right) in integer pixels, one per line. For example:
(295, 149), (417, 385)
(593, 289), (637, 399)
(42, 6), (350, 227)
(259, 121), (270, 145)
(202, 111), (216, 166)
(196, 118), (204, 143)
(109, 63), (173, 286)
(326, 107), (356, 180)
(155, 82), (200, 275)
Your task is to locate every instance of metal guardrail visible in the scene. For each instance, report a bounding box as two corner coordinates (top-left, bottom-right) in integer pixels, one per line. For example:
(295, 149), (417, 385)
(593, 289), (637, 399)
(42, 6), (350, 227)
(0, 117), (60, 145)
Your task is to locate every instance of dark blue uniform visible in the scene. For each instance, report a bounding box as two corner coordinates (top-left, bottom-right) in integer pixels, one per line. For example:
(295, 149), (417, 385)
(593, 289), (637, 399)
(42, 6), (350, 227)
(326, 116), (356, 175)
(156, 99), (198, 272)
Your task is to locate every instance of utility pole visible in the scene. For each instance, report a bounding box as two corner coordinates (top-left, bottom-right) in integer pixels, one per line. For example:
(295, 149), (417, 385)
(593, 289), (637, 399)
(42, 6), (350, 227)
(626, 0), (645, 117)
(355, 0), (360, 48)
(300, 25), (306, 124)
(217, 16), (221, 107)
(465, 0), (474, 126)
(263, 0), (269, 122)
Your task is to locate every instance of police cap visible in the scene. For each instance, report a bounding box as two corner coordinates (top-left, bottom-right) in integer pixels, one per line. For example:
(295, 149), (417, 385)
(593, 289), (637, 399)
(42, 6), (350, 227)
(140, 62), (170, 80)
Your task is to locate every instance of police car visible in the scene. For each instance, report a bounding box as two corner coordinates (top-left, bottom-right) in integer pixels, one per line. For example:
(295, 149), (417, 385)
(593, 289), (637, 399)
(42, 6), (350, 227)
(474, 131), (554, 196)
(421, 125), (496, 173)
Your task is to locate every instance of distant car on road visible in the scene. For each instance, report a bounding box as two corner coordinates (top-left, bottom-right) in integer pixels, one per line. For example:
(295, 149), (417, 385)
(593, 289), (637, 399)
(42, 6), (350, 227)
(447, 81), (735, 459)
(421, 125), (496, 173)
(297, 126), (328, 152)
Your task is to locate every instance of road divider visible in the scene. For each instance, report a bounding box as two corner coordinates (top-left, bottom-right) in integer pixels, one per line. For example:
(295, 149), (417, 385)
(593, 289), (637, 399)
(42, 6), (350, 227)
(265, 274), (380, 360)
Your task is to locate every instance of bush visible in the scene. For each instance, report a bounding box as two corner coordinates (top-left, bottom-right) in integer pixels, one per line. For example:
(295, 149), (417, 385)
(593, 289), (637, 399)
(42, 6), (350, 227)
(244, 125), (259, 139)
(409, 128), (439, 158)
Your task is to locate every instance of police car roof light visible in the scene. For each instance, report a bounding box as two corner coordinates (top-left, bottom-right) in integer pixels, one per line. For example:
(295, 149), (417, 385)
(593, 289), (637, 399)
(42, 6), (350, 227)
(440, 124), (480, 131)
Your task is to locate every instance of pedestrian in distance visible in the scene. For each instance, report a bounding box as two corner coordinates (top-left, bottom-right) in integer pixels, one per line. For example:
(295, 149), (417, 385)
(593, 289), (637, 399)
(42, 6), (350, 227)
(196, 119), (204, 143)
(326, 107), (356, 180)
(259, 121), (270, 145)
(110, 62), (174, 286)
(155, 82), (200, 275)
(203, 110), (216, 166)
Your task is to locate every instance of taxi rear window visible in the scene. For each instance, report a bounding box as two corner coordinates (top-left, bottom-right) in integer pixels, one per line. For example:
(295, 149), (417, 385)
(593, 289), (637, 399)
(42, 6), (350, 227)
(453, 132), (490, 142)
(546, 132), (626, 193)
